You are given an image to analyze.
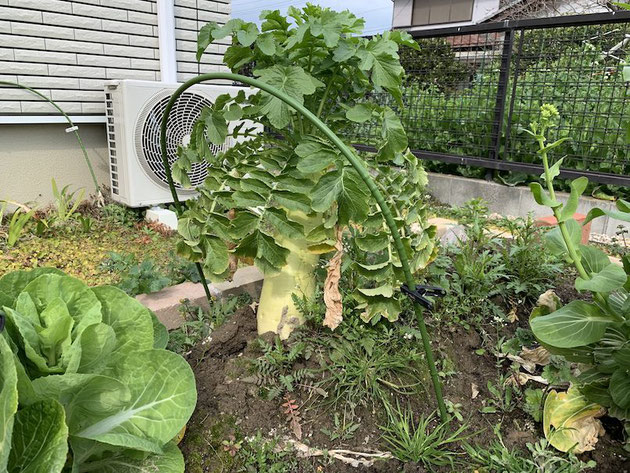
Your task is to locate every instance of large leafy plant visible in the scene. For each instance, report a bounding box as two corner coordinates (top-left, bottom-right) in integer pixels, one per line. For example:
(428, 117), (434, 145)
(0, 267), (196, 472)
(175, 5), (436, 337)
(525, 105), (630, 430)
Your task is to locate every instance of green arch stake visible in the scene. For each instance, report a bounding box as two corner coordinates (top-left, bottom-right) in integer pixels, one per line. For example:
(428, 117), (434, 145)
(160, 72), (447, 420)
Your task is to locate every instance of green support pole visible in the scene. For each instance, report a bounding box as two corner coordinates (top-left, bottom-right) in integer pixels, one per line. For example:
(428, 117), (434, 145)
(160, 72), (447, 420)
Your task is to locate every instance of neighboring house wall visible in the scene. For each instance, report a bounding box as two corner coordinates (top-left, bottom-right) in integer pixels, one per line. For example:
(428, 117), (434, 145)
(490, 0), (609, 21)
(392, 0), (610, 30)
(0, 0), (230, 204)
(392, 0), (500, 30)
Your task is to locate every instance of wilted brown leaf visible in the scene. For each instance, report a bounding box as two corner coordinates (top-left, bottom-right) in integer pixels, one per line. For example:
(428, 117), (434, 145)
(323, 227), (343, 331)
(520, 346), (550, 366)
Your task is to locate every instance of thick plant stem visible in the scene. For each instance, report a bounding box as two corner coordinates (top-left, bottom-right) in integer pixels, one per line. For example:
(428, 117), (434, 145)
(257, 237), (319, 339)
(538, 139), (609, 308)
(539, 140), (590, 280)
(160, 72), (448, 420)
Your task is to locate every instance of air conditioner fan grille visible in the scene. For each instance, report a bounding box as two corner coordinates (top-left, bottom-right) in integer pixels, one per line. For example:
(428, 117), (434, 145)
(136, 91), (228, 190)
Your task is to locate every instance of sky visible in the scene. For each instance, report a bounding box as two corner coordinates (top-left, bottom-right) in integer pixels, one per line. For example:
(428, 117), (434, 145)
(231, 0), (394, 35)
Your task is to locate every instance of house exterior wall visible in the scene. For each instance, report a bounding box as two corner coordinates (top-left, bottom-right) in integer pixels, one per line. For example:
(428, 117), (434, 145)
(0, 0), (230, 204)
(392, 0), (500, 30)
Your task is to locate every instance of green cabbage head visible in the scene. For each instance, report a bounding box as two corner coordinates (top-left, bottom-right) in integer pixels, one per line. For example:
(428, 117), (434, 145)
(0, 268), (195, 472)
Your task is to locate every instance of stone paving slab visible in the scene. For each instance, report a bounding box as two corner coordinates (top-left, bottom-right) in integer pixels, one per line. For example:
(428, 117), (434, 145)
(136, 266), (264, 330)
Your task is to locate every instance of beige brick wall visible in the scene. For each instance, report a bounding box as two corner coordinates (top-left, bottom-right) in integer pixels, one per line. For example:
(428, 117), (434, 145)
(0, 0), (230, 117)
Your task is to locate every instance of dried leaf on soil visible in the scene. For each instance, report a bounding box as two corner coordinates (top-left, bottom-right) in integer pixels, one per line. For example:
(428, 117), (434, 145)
(282, 395), (303, 440)
(543, 387), (605, 453)
(520, 346), (550, 366)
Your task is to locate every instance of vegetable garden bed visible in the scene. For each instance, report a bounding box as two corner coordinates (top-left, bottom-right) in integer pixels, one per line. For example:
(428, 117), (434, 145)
(2, 4), (629, 472)
(176, 265), (627, 472)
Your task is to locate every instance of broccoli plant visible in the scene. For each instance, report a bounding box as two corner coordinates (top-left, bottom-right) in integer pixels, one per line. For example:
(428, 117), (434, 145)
(174, 6), (437, 338)
(525, 104), (630, 428)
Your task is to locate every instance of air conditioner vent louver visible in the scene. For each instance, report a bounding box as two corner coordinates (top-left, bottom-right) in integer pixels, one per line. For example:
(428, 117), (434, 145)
(104, 80), (260, 208)
(104, 92), (119, 195)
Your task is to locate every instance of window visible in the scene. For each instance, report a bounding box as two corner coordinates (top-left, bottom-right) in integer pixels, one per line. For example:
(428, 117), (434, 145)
(412, 0), (475, 26)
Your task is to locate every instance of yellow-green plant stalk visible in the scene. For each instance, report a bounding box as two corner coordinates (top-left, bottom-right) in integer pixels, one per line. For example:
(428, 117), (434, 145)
(257, 235), (319, 338)
(526, 104), (630, 443)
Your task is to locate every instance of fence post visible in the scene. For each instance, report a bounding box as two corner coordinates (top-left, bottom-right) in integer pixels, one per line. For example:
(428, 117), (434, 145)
(503, 29), (525, 164)
(487, 28), (515, 178)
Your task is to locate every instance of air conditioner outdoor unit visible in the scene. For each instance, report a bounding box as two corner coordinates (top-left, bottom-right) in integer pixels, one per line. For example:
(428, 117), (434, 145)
(104, 79), (259, 207)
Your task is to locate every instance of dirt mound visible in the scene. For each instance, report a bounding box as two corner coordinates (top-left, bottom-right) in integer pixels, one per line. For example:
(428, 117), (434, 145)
(180, 306), (629, 472)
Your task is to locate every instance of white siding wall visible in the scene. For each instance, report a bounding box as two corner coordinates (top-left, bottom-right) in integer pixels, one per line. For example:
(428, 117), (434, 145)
(0, 0), (230, 116)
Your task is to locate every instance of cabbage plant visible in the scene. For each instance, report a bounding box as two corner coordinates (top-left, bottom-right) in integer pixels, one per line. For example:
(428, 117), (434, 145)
(0, 267), (196, 472)
(175, 6), (436, 338)
(525, 104), (630, 428)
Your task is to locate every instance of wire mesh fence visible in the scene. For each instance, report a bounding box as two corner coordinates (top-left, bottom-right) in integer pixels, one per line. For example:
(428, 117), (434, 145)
(348, 12), (630, 187)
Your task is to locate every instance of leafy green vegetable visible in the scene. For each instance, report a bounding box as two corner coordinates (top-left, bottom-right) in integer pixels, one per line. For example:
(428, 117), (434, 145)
(183, 6), (436, 326)
(8, 400), (68, 473)
(0, 335), (18, 471)
(526, 104), (630, 432)
(0, 268), (195, 473)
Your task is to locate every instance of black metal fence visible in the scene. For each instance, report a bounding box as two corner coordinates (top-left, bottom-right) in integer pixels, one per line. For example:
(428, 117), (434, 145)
(351, 12), (630, 187)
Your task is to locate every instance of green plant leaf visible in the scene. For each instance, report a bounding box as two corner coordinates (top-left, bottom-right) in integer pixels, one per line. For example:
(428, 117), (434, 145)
(378, 107), (407, 161)
(0, 335), (18, 472)
(256, 32), (276, 55)
(204, 237), (230, 275)
(236, 22), (258, 47)
(346, 103), (374, 123)
(584, 205), (630, 226)
(610, 368), (630, 409)
(356, 37), (402, 90)
(21, 274), (102, 341)
(203, 109), (228, 146)
(311, 168), (370, 224)
(0, 267), (64, 309)
(310, 9), (343, 47)
(531, 300), (613, 348)
(75, 323), (117, 374)
(544, 157), (564, 183)
(580, 245), (613, 274)
(558, 177), (588, 222)
(233, 190), (267, 208)
(269, 191), (311, 214)
(224, 45), (255, 70)
(8, 400), (68, 473)
(255, 65), (323, 128)
(71, 438), (185, 473)
(197, 22), (219, 61)
(530, 182), (561, 209)
(575, 264), (627, 293)
(355, 232), (389, 252)
(150, 311), (169, 350)
(256, 232), (290, 271)
(72, 349), (196, 453)
(262, 208), (305, 240)
(295, 137), (338, 173)
(92, 286), (155, 358)
(545, 219), (582, 258)
(358, 284), (394, 297)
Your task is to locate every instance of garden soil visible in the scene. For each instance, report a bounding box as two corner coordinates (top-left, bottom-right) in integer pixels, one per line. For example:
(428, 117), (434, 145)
(180, 305), (629, 472)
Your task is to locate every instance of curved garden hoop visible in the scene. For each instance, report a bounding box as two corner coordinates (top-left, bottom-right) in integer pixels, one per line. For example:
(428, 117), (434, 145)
(160, 72), (447, 419)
